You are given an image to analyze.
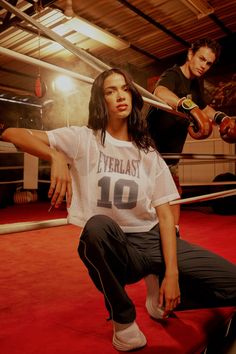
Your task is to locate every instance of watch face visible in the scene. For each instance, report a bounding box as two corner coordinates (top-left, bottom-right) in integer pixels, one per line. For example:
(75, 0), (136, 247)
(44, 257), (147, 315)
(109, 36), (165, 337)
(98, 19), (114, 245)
(182, 98), (196, 110)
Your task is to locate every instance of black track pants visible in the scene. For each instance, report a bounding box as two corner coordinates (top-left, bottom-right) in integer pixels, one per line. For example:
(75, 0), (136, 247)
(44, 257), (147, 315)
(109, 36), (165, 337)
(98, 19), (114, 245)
(78, 215), (236, 324)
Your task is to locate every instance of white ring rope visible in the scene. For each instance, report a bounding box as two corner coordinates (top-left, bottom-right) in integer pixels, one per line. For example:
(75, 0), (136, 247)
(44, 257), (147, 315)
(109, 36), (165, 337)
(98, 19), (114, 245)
(0, 180), (24, 184)
(0, 47), (94, 86)
(1, 139), (235, 161)
(0, 218), (68, 235)
(161, 153), (236, 160)
(181, 181), (236, 186)
(0, 189), (235, 234)
(179, 160), (235, 166)
(171, 188), (236, 205)
(0, 47), (173, 115)
(1, 180), (235, 186)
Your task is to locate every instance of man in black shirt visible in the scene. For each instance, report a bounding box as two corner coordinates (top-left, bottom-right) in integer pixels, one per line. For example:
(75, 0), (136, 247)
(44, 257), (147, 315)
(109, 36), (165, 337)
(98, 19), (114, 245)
(145, 39), (236, 318)
(147, 38), (235, 229)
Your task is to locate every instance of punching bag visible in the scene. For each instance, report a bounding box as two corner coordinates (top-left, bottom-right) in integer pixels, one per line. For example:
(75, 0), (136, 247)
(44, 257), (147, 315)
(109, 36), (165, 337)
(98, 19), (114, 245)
(34, 74), (46, 98)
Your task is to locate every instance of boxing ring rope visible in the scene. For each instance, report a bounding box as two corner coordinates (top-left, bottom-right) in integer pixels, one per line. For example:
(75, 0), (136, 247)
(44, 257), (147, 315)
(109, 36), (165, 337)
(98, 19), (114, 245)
(170, 188), (236, 205)
(161, 153), (236, 161)
(2, 149), (235, 234)
(0, 47), (174, 115)
(1, 187), (236, 235)
(1, 148), (235, 186)
(1, 146), (235, 235)
(0, 47), (94, 86)
(0, 218), (68, 235)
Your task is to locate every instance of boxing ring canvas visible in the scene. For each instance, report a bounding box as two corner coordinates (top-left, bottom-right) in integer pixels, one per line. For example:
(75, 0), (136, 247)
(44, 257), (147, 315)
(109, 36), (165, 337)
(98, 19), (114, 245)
(0, 203), (235, 354)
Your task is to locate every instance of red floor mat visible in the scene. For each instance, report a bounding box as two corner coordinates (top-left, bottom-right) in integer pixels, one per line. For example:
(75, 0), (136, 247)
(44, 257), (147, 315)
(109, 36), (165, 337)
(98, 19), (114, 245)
(0, 207), (235, 353)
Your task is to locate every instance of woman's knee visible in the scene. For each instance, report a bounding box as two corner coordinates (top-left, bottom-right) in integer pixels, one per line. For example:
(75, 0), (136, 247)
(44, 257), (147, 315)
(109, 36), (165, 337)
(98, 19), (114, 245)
(86, 214), (114, 228)
(83, 214), (114, 238)
(78, 214), (117, 252)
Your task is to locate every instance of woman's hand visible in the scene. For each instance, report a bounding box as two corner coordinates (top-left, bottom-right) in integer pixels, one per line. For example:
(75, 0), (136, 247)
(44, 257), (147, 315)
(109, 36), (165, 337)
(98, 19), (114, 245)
(48, 149), (72, 208)
(159, 273), (181, 318)
(155, 203), (180, 318)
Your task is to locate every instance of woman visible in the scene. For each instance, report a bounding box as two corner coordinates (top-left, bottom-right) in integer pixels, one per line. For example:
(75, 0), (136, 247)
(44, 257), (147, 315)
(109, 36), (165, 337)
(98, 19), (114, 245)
(2, 68), (236, 352)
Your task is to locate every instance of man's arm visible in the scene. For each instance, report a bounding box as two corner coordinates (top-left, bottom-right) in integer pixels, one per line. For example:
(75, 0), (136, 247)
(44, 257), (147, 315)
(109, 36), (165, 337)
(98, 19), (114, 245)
(154, 86), (212, 139)
(154, 86), (236, 142)
(154, 85), (180, 110)
(202, 106), (236, 143)
(202, 104), (217, 121)
(2, 128), (72, 207)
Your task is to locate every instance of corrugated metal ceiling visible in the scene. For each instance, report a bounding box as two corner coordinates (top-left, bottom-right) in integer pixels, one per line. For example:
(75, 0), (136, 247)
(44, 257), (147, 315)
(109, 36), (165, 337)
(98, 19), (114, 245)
(0, 0), (235, 98)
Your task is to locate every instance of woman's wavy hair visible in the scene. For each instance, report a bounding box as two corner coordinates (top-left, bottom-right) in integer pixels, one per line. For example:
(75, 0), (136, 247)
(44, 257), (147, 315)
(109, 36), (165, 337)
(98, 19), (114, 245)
(88, 68), (154, 151)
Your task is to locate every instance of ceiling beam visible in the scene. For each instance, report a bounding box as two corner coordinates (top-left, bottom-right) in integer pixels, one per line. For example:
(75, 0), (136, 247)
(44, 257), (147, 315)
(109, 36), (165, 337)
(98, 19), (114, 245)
(0, 0), (109, 72)
(0, 0), (56, 32)
(209, 14), (233, 36)
(117, 0), (190, 47)
(1, 0), (18, 27)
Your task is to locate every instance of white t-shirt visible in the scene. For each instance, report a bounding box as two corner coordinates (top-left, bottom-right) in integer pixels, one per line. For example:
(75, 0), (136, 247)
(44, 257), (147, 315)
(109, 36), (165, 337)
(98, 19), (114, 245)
(46, 126), (179, 232)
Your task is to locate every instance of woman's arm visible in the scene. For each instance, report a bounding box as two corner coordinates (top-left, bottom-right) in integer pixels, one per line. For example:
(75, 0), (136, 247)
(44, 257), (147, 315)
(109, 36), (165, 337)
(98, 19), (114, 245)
(2, 128), (72, 208)
(155, 202), (181, 316)
(2, 128), (51, 158)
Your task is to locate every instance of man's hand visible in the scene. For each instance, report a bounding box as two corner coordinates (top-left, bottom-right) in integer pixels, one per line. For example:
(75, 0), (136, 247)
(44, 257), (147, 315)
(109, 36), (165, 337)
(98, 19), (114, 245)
(48, 150), (72, 208)
(177, 98), (212, 139)
(214, 111), (236, 143)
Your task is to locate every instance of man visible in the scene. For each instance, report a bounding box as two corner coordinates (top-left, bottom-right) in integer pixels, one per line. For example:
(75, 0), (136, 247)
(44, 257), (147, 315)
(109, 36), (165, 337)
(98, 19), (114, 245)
(146, 37), (236, 230)
(145, 38), (236, 315)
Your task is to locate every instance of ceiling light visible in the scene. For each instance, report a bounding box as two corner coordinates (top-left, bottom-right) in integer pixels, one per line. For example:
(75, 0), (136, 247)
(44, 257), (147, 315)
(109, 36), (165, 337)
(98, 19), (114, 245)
(53, 75), (75, 93)
(180, 0), (214, 19)
(65, 16), (130, 51)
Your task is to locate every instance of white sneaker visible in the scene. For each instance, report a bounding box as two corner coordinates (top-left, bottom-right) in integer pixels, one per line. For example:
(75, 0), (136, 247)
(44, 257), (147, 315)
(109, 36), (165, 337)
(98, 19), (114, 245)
(145, 274), (165, 320)
(112, 321), (147, 351)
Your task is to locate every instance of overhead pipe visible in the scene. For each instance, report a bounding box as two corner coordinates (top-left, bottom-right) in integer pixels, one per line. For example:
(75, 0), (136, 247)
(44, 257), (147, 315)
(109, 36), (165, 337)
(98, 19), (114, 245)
(0, 46), (177, 114)
(0, 0), (180, 115)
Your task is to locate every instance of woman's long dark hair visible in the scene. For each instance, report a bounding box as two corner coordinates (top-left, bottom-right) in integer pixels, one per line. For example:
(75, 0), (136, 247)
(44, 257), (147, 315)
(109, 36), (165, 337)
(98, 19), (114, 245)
(88, 68), (154, 151)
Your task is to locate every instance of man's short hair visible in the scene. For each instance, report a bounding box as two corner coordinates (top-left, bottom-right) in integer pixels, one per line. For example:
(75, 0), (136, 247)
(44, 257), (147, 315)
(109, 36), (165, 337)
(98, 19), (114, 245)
(190, 38), (221, 62)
